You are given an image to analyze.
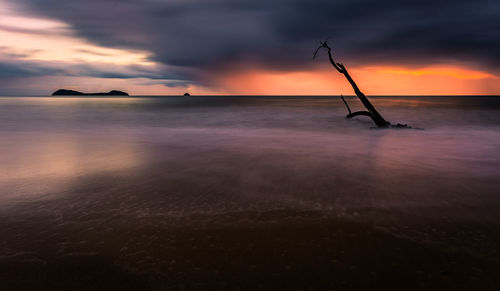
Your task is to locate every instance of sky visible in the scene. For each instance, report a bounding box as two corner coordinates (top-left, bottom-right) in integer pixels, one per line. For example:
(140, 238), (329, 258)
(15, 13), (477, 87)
(0, 0), (499, 95)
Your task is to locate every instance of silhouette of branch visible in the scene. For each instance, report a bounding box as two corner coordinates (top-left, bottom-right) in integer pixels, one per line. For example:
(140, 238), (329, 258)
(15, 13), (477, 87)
(340, 95), (352, 114)
(313, 43), (323, 59)
(346, 111), (372, 119)
(314, 41), (390, 127)
(314, 41), (343, 73)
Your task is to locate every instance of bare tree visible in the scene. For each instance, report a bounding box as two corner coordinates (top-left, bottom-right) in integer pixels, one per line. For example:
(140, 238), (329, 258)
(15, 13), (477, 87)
(314, 41), (391, 127)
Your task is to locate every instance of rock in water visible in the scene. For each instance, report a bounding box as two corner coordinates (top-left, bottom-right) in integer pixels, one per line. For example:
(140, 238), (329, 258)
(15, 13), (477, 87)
(52, 89), (84, 96)
(107, 90), (129, 96)
(52, 89), (129, 96)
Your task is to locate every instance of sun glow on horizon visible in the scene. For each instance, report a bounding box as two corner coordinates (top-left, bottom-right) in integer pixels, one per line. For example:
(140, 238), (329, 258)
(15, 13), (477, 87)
(213, 65), (500, 95)
(376, 66), (494, 80)
(1, 0), (499, 96)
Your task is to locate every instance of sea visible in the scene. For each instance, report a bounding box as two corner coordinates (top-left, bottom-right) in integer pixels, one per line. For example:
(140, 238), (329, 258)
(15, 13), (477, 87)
(1, 96), (500, 289)
(1, 96), (499, 207)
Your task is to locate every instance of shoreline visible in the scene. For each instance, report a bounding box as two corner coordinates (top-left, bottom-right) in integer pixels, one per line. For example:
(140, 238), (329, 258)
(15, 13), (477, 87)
(1, 209), (499, 290)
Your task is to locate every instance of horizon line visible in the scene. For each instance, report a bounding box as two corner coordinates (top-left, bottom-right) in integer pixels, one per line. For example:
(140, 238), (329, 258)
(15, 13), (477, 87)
(1, 94), (500, 97)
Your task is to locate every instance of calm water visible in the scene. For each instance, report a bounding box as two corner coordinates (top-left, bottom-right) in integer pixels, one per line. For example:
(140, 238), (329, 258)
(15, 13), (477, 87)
(1, 96), (500, 289)
(1, 96), (500, 210)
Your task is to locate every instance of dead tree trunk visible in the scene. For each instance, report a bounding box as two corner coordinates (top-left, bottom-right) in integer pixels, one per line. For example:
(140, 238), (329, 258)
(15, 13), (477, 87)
(314, 41), (390, 127)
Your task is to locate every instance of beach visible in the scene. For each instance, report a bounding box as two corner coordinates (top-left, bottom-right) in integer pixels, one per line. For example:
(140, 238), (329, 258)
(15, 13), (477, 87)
(1, 96), (500, 290)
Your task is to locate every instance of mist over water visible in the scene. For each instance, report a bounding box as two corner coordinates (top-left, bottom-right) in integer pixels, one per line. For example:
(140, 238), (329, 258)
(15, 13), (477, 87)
(1, 96), (499, 211)
(1, 96), (500, 289)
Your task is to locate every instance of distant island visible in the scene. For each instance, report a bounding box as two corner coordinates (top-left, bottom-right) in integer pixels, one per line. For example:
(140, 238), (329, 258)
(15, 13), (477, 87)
(184, 92), (191, 96)
(52, 89), (129, 96)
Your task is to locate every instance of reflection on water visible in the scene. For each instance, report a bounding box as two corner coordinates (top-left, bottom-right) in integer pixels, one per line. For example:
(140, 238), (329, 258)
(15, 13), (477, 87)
(0, 132), (143, 201)
(1, 96), (500, 210)
(1, 96), (500, 289)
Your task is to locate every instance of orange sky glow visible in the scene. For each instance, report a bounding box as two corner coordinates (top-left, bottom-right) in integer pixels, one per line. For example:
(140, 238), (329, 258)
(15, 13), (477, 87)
(208, 65), (500, 96)
(1, 0), (499, 96)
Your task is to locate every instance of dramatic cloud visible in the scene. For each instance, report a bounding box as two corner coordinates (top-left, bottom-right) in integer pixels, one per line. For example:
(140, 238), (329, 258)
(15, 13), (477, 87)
(1, 0), (500, 94)
(15, 0), (500, 71)
(0, 61), (61, 78)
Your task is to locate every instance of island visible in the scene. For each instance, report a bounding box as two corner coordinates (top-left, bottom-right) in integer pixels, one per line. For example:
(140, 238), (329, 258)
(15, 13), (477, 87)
(52, 89), (129, 96)
(184, 92), (191, 96)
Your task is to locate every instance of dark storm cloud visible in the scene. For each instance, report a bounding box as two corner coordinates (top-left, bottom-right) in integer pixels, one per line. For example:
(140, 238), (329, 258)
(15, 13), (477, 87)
(70, 63), (181, 80)
(0, 57), (175, 82)
(16, 0), (500, 77)
(0, 61), (62, 77)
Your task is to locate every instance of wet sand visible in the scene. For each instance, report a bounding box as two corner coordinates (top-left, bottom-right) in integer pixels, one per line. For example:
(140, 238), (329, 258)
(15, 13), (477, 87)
(1, 163), (500, 290)
(1, 209), (500, 290)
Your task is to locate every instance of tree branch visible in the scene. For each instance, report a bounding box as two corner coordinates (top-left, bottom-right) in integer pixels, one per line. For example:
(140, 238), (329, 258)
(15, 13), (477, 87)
(314, 41), (343, 73)
(340, 95), (352, 114)
(346, 111), (372, 119)
(314, 41), (390, 127)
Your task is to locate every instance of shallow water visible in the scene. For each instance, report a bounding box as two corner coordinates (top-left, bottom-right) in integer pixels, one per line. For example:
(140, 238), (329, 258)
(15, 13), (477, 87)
(1, 96), (499, 209)
(1, 96), (500, 289)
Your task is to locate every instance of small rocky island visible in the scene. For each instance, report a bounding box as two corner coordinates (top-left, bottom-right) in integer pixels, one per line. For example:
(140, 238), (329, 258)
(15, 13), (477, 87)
(52, 89), (129, 96)
(184, 92), (191, 96)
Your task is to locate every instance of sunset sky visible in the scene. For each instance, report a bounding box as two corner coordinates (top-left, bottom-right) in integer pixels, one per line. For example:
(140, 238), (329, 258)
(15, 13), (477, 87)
(0, 0), (499, 95)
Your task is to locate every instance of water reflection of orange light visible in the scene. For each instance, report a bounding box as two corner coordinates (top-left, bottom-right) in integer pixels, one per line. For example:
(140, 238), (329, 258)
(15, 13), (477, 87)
(1, 134), (142, 181)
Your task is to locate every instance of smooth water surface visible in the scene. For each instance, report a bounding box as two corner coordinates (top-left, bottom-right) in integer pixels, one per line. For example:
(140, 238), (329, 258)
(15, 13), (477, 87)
(1, 96), (500, 289)
(1, 96), (499, 211)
